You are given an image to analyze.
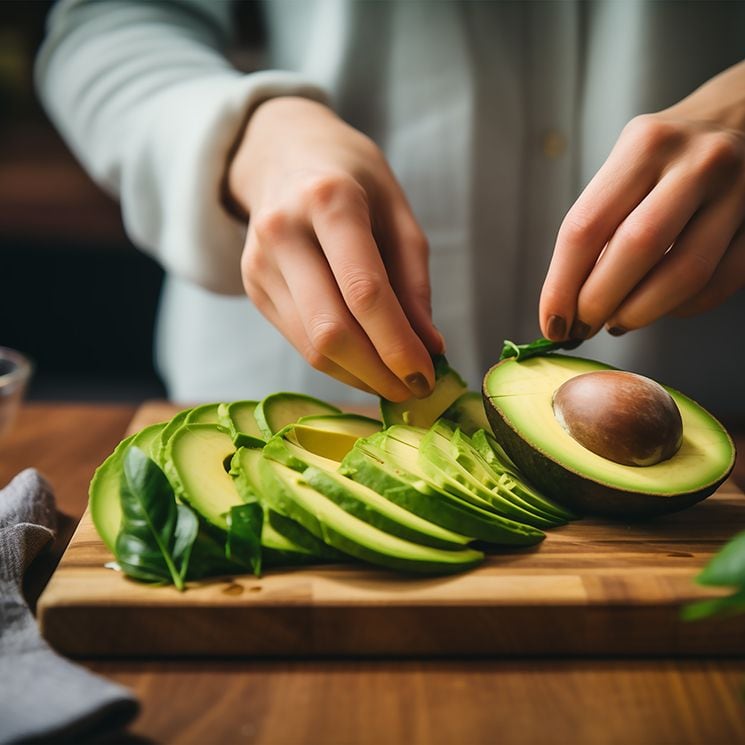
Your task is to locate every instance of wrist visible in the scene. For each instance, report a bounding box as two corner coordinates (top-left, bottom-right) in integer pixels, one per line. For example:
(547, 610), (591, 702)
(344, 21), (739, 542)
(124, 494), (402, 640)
(224, 96), (336, 220)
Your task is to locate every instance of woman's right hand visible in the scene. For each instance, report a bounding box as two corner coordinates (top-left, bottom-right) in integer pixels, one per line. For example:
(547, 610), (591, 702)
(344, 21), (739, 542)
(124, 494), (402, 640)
(226, 96), (443, 401)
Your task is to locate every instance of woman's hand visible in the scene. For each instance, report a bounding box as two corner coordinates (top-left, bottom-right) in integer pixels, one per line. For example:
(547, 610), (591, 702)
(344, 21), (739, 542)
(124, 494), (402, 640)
(540, 61), (745, 342)
(227, 97), (443, 401)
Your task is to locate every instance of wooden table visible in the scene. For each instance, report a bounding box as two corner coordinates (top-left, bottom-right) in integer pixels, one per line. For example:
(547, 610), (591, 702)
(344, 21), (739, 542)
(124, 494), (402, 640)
(3, 402), (745, 745)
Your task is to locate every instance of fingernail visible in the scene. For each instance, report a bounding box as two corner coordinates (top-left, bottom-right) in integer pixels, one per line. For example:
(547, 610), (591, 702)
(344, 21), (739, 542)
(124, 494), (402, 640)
(405, 372), (432, 399)
(607, 326), (627, 337)
(569, 319), (591, 340)
(546, 314), (566, 341)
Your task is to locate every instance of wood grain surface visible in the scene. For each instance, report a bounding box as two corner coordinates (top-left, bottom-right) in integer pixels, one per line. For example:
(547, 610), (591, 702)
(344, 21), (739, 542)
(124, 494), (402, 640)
(38, 402), (745, 657)
(4, 402), (745, 744)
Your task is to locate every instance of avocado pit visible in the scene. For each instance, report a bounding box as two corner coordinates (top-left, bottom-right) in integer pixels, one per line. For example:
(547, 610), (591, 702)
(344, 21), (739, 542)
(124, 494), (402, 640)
(551, 370), (683, 467)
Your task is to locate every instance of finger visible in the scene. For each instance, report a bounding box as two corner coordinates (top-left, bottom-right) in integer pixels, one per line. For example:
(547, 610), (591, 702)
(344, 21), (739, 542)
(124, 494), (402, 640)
(672, 222), (745, 318)
(572, 162), (708, 337)
(377, 193), (445, 356)
(256, 212), (415, 401)
(243, 248), (378, 395)
(606, 188), (744, 332)
(308, 176), (436, 393)
(540, 116), (669, 339)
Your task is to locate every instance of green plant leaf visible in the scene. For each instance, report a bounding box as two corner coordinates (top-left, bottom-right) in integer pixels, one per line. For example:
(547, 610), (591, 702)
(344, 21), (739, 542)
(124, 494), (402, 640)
(681, 589), (745, 621)
(115, 445), (197, 590)
(226, 502), (264, 577)
(499, 337), (582, 362)
(696, 530), (745, 587)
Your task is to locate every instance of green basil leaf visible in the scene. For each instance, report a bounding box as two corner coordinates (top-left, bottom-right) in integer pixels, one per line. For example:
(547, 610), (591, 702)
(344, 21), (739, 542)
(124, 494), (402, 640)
(681, 589), (745, 621)
(499, 337), (583, 362)
(115, 445), (196, 590)
(696, 530), (745, 587)
(226, 502), (264, 577)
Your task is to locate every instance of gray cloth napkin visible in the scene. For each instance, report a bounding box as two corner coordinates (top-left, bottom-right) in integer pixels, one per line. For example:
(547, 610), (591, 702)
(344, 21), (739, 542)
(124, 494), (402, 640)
(0, 469), (139, 744)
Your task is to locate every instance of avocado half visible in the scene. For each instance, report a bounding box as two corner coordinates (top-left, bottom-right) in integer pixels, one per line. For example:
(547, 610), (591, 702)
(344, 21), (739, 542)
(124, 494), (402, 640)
(482, 354), (735, 519)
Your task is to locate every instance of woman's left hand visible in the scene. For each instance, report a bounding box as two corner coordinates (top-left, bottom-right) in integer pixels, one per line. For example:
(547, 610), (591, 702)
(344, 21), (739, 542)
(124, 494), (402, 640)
(540, 60), (745, 342)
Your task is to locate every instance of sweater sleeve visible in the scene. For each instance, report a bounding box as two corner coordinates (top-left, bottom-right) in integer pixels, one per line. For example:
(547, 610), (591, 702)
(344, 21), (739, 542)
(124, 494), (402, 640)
(35, 0), (329, 295)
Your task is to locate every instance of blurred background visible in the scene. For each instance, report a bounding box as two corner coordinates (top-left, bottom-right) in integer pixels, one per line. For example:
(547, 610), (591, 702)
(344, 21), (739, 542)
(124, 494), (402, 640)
(0, 0), (166, 401)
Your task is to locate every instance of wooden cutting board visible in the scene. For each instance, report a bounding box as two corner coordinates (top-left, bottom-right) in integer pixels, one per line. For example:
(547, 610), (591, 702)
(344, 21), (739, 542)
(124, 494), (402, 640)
(38, 402), (745, 658)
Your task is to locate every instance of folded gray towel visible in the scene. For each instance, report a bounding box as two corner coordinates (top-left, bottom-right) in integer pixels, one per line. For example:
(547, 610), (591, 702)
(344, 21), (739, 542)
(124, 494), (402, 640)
(0, 469), (139, 744)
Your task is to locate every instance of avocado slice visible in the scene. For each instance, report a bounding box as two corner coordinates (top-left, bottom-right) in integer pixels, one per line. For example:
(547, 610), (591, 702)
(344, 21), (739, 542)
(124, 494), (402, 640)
(218, 400), (265, 447)
(164, 424), (242, 532)
(153, 407), (191, 465)
(380, 355), (467, 427)
(341, 443), (545, 546)
(186, 402), (222, 425)
(231, 446), (344, 564)
(263, 429), (342, 472)
(302, 467), (473, 550)
(386, 425), (559, 529)
(442, 391), (491, 436)
(297, 413), (383, 437)
(254, 392), (341, 439)
(483, 354), (736, 518)
(257, 457), (484, 574)
(89, 422), (167, 552)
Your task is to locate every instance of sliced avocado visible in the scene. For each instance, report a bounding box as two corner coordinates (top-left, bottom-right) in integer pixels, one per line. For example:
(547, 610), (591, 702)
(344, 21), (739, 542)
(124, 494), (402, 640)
(442, 391), (492, 436)
(186, 402), (221, 425)
(467, 429), (575, 521)
(302, 467), (472, 550)
(263, 429), (341, 472)
(290, 424), (359, 462)
(412, 425), (560, 529)
(483, 354), (736, 518)
(89, 422), (167, 552)
(218, 400), (265, 447)
(257, 457), (484, 574)
(231, 447), (343, 563)
(341, 443), (544, 546)
(297, 413), (382, 437)
(154, 407), (191, 465)
(164, 424), (240, 531)
(254, 392), (341, 439)
(380, 355), (467, 427)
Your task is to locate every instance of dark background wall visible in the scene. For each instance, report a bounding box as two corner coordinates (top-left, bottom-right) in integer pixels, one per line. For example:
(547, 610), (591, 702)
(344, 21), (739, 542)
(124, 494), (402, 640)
(0, 0), (166, 400)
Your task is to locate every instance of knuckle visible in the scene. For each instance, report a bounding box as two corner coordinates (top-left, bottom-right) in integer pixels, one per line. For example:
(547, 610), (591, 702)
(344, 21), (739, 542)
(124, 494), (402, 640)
(252, 209), (295, 243)
(241, 243), (267, 278)
(695, 132), (744, 176)
(307, 316), (348, 357)
(343, 273), (385, 314)
(558, 206), (604, 247)
(614, 217), (662, 253)
(303, 173), (366, 212)
(624, 114), (679, 154)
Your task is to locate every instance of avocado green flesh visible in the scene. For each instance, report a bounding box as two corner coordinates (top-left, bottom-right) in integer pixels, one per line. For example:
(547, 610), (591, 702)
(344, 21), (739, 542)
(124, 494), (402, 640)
(264, 431), (341, 472)
(232, 446), (342, 561)
(484, 355), (735, 498)
(291, 425), (358, 462)
(165, 424), (243, 531)
(89, 422), (168, 552)
(219, 400), (263, 439)
(303, 467), (472, 550)
(342, 445), (544, 546)
(258, 459), (484, 574)
(388, 426), (558, 529)
(380, 356), (467, 428)
(297, 413), (382, 437)
(255, 392), (341, 439)
(442, 391), (491, 436)
(154, 408), (191, 464)
(186, 402), (221, 425)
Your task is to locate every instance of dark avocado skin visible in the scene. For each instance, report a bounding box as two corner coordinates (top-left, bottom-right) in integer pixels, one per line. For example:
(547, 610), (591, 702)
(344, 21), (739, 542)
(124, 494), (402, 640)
(482, 362), (734, 520)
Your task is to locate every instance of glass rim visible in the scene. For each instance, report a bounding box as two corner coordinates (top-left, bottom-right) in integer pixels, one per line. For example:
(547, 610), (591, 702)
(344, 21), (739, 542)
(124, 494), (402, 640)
(0, 346), (33, 389)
